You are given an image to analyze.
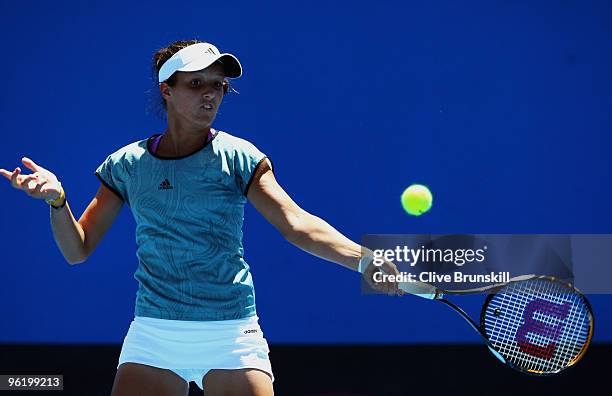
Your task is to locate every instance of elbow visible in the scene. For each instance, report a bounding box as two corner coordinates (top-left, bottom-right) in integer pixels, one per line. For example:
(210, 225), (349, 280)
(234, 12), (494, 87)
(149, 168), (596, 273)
(70, 240), (95, 265)
(67, 256), (86, 266)
(66, 250), (89, 266)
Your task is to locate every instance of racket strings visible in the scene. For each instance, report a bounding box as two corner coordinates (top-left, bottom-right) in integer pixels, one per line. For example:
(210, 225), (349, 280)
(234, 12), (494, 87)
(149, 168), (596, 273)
(504, 283), (589, 372)
(486, 291), (565, 372)
(492, 282), (589, 372)
(482, 279), (591, 374)
(516, 281), (586, 371)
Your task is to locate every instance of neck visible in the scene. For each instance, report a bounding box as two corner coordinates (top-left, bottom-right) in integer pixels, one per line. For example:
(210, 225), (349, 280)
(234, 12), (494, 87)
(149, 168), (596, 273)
(160, 117), (211, 157)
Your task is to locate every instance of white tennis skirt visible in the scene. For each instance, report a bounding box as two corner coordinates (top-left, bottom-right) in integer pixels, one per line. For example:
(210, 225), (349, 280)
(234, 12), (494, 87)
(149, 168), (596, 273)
(117, 315), (274, 390)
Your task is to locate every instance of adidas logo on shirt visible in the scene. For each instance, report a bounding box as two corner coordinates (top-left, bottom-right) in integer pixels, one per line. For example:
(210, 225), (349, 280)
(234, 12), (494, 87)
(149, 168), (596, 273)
(159, 178), (173, 190)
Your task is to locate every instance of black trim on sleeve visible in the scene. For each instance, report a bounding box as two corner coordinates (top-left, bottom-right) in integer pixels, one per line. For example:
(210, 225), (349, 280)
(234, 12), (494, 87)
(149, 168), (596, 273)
(95, 172), (125, 202)
(266, 157), (275, 173)
(244, 156), (273, 197)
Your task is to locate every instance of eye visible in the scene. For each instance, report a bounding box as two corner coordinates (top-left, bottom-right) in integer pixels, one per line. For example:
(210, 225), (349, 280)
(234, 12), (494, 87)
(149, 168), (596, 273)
(214, 81), (223, 89)
(190, 79), (201, 87)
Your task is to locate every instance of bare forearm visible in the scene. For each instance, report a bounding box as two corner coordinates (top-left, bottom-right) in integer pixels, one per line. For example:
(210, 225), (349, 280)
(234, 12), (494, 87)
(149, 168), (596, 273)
(50, 201), (87, 265)
(284, 212), (363, 271)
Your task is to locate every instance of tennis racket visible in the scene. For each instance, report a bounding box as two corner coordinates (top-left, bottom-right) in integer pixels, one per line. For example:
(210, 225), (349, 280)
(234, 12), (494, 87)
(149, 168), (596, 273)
(399, 275), (594, 375)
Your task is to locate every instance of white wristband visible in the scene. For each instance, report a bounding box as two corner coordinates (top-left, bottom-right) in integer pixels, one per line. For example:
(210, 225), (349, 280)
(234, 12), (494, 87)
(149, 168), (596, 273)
(358, 251), (374, 274)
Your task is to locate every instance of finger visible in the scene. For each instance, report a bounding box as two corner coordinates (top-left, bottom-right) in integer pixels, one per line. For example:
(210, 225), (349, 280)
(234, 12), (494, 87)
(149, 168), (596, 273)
(366, 276), (380, 292)
(21, 157), (44, 173)
(17, 173), (37, 184)
(382, 275), (398, 294)
(31, 178), (49, 194)
(16, 174), (37, 189)
(33, 173), (46, 183)
(10, 167), (22, 187)
(0, 168), (13, 180)
(26, 181), (44, 197)
(25, 178), (41, 193)
(374, 277), (388, 294)
(369, 269), (381, 286)
(39, 182), (53, 194)
(382, 261), (399, 275)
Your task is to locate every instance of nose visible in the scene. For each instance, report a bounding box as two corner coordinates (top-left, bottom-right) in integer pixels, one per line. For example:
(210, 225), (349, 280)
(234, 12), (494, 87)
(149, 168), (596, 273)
(202, 91), (213, 101)
(201, 84), (217, 101)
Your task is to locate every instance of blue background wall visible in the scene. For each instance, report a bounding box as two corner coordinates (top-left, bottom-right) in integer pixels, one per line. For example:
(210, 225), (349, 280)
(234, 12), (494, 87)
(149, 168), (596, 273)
(1, 0), (611, 343)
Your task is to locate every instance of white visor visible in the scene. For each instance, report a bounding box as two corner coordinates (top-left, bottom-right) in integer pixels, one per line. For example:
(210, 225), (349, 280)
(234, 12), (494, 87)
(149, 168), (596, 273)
(158, 42), (242, 84)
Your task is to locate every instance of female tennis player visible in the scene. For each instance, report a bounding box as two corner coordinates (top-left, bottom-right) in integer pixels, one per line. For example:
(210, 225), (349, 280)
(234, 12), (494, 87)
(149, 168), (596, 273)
(0, 39), (401, 396)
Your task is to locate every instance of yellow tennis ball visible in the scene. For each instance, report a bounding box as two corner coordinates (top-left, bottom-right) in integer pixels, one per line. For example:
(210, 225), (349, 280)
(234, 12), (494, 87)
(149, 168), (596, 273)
(401, 184), (433, 216)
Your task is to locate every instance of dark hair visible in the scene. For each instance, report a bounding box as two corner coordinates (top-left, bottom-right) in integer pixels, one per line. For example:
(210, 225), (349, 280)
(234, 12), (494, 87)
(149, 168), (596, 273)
(147, 39), (236, 119)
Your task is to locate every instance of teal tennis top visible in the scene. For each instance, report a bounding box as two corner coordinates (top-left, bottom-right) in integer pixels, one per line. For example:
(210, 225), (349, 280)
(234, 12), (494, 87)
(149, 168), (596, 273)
(95, 130), (270, 321)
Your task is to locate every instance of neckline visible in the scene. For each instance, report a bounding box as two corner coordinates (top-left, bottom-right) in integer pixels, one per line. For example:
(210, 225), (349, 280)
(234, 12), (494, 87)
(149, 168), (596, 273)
(146, 129), (219, 160)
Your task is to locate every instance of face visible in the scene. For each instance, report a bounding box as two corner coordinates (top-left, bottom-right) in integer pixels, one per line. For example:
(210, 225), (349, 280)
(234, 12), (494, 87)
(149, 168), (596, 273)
(161, 62), (226, 127)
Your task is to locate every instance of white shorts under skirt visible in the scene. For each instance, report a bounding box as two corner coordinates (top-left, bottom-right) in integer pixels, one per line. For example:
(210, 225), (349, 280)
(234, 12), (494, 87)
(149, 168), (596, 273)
(117, 315), (274, 390)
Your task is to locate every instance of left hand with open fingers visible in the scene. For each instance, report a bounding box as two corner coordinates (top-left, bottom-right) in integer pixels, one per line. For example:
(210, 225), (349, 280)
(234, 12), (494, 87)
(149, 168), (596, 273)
(0, 157), (63, 202)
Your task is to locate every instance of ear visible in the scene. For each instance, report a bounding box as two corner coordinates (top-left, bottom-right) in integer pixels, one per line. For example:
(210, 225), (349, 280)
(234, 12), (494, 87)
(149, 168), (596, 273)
(159, 82), (171, 99)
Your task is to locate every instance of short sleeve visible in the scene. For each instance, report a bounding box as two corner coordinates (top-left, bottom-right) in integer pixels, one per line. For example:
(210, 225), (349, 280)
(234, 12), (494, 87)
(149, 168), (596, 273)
(95, 154), (128, 204)
(233, 140), (273, 196)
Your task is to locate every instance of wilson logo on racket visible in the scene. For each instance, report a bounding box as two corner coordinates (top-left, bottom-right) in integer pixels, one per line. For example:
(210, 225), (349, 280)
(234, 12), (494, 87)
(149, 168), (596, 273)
(515, 299), (571, 360)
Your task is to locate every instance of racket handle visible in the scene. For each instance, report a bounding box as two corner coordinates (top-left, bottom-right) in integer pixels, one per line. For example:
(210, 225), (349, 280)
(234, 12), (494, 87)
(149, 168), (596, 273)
(399, 281), (439, 300)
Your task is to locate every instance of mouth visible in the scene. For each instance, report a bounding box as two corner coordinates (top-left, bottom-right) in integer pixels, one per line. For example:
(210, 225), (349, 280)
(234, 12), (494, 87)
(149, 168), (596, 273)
(201, 103), (214, 111)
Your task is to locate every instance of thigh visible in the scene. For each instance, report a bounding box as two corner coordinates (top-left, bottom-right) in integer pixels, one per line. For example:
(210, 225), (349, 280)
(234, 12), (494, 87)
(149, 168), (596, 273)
(203, 368), (274, 396)
(110, 362), (189, 396)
